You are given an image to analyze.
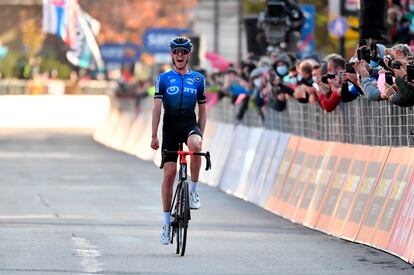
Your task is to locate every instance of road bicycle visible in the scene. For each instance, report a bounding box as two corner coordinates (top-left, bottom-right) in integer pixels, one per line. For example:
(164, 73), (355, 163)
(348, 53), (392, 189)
(160, 143), (211, 256)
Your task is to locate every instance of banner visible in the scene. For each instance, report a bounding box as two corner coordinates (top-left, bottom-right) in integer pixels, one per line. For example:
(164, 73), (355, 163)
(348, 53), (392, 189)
(43, 0), (104, 70)
(292, 143), (333, 226)
(266, 136), (300, 216)
(371, 148), (414, 249)
(66, 7), (104, 70)
(42, 0), (77, 47)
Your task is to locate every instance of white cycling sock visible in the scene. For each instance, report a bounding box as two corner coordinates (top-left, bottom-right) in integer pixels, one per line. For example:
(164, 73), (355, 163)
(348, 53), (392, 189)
(163, 212), (171, 225)
(190, 180), (198, 193)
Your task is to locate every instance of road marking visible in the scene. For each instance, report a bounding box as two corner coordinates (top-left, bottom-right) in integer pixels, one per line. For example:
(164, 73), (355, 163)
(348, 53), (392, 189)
(71, 234), (105, 274)
(0, 151), (101, 159)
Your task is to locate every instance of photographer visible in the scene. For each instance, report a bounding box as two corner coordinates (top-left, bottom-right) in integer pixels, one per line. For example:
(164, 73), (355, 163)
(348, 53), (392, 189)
(268, 55), (295, 111)
(341, 59), (365, 103)
(313, 62), (341, 112)
(355, 60), (386, 101)
(294, 60), (316, 104)
(382, 54), (414, 107)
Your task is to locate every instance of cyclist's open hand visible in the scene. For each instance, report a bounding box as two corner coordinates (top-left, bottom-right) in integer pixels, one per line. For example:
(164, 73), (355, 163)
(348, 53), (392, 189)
(151, 136), (159, 150)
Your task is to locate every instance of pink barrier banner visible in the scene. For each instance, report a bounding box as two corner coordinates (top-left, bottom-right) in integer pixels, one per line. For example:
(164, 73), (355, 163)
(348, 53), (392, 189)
(330, 146), (389, 240)
(371, 148), (414, 249)
(292, 143), (334, 226)
(388, 158), (414, 263)
(266, 136), (300, 216)
(299, 146), (337, 228)
(283, 138), (326, 221)
(314, 143), (357, 233)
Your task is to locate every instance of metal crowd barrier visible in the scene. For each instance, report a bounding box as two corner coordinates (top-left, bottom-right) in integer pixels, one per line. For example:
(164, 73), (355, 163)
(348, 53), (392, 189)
(208, 97), (414, 147)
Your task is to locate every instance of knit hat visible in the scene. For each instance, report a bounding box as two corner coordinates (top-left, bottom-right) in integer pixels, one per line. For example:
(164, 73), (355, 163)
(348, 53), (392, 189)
(274, 53), (292, 68)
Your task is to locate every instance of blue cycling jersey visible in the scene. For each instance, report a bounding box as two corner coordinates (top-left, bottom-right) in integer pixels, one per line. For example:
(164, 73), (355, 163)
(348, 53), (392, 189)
(155, 69), (206, 118)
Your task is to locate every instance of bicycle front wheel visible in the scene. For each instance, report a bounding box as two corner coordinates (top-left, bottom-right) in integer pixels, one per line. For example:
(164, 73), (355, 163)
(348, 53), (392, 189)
(178, 181), (189, 256)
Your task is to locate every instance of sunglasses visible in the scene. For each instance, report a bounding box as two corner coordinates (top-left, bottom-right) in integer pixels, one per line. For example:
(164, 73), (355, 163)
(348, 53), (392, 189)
(172, 48), (190, 55)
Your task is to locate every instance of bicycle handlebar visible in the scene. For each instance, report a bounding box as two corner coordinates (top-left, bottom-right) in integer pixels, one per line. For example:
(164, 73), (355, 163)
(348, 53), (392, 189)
(160, 150), (212, 171)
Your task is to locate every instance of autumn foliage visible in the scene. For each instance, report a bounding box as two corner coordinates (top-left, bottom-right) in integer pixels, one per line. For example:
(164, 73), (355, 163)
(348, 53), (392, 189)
(79, 0), (198, 44)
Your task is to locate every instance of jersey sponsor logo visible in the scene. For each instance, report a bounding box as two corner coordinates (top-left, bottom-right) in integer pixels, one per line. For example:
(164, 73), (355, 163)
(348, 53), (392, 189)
(194, 76), (202, 82)
(186, 78), (194, 85)
(170, 78), (176, 83)
(166, 86), (180, 95)
(184, 87), (197, 94)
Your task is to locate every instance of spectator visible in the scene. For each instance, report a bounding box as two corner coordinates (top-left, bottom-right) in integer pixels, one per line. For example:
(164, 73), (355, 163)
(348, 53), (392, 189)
(313, 63), (342, 112)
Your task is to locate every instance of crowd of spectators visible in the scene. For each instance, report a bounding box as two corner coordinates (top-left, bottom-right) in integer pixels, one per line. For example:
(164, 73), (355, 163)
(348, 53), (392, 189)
(201, 2), (414, 124)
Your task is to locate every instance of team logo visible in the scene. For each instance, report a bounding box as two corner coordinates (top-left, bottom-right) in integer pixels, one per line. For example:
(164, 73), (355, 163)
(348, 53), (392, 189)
(170, 78), (176, 83)
(184, 87), (197, 94)
(186, 78), (194, 85)
(166, 86), (180, 95)
(194, 76), (202, 82)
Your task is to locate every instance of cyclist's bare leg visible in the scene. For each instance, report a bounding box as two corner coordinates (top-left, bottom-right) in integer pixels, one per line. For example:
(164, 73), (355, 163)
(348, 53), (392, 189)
(187, 134), (202, 182)
(162, 162), (177, 212)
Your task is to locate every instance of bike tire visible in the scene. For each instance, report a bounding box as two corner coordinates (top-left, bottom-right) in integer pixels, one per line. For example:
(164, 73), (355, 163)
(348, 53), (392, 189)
(179, 181), (189, 256)
(175, 186), (182, 255)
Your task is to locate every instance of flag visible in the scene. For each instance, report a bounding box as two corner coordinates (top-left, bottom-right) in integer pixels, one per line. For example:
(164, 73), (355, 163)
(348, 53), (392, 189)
(42, 0), (77, 47)
(43, 0), (104, 70)
(205, 52), (230, 72)
(66, 7), (104, 70)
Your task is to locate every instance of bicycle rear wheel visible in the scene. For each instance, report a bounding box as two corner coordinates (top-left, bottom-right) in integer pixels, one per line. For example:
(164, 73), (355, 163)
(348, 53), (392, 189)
(177, 181), (189, 256)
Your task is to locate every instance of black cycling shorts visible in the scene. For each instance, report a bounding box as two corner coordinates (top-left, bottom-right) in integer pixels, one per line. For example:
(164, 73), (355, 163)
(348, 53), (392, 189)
(162, 116), (202, 163)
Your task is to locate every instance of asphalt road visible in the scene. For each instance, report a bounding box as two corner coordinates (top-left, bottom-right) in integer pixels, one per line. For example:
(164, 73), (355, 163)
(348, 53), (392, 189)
(0, 129), (412, 275)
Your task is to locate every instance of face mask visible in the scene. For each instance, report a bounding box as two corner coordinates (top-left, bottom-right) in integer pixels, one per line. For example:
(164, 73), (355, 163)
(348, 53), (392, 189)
(276, 65), (288, 76)
(370, 60), (378, 68)
(297, 74), (303, 81)
(254, 78), (261, 88)
(312, 76), (318, 83)
(288, 77), (297, 85)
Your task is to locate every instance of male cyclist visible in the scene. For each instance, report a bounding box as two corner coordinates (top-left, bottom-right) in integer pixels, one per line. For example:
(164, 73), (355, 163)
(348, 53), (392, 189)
(151, 37), (207, 245)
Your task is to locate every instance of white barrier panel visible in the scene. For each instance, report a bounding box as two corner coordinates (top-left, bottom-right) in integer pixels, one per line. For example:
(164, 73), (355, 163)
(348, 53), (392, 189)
(93, 107), (116, 144)
(207, 122), (235, 187)
(136, 114), (157, 161)
(259, 132), (290, 207)
(110, 113), (135, 151)
(199, 120), (218, 183)
(234, 127), (263, 199)
(219, 126), (262, 196)
(0, 95), (110, 128)
(243, 130), (281, 205)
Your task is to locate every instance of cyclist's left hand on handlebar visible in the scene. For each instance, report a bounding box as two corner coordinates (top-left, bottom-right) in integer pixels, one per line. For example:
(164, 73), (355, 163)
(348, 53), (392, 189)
(151, 137), (159, 150)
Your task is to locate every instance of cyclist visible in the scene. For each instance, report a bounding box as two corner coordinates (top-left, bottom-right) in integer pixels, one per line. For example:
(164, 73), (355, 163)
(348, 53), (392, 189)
(151, 37), (207, 245)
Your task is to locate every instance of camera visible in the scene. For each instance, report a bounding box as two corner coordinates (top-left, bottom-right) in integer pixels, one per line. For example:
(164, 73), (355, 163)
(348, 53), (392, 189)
(407, 64), (414, 82)
(345, 63), (355, 74)
(385, 72), (393, 85)
(388, 59), (401, 69)
(357, 48), (371, 62)
(261, 1), (288, 46)
(321, 74), (328, 84)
